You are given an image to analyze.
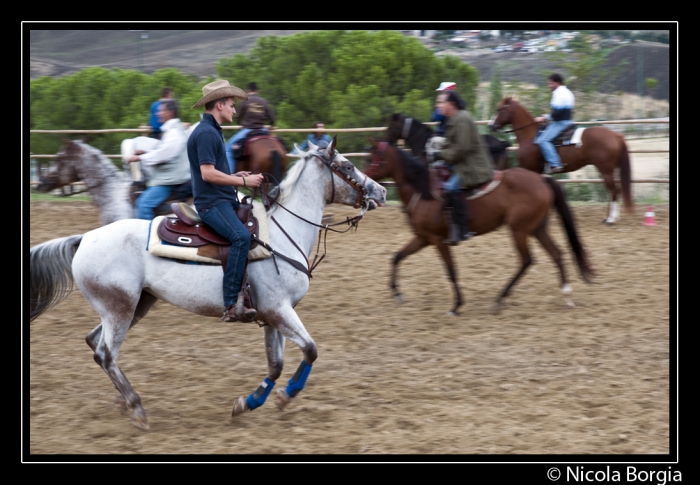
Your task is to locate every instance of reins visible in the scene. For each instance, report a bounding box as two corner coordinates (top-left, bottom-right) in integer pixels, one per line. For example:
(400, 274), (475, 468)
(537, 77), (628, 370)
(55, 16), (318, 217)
(243, 149), (370, 279)
(500, 120), (540, 134)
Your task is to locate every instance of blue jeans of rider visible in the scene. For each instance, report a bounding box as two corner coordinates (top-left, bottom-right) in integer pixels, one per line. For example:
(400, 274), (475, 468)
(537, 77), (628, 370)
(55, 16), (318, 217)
(135, 185), (174, 220)
(444, 172), (461, 193)
(225, 128), (252, 173)
(534, 120), (573, 168)
(198, 200), (251, 309)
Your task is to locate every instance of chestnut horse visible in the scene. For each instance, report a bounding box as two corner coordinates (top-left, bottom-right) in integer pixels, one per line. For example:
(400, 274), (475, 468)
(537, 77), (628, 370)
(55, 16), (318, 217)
(236, 136), (288, 201)
(365, 138), (595, 315)
(385, 113), (511, 170)
(488, 97), (633, 224)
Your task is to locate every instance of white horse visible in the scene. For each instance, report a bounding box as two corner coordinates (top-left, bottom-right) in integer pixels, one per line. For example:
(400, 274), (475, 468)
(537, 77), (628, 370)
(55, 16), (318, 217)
(34, 123), (199, 226)
(29, 137), (387, 430)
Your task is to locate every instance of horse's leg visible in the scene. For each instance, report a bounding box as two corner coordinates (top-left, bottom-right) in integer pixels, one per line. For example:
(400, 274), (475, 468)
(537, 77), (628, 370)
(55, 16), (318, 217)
(85, 291), (158, 351)
(86, 291), (159, 413)
(533, 226), (574, 307)
(434, 240), (463, 316)
(81, 279), (152, 430)
(496, 231), (533, 309)
(601, 171), (620, 225)
(390, 236), (430, 303)
(232, 324), (286, 416)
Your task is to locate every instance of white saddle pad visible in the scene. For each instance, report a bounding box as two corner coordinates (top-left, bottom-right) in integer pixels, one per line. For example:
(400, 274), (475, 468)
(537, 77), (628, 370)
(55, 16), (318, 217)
(147, 196), (271, 263)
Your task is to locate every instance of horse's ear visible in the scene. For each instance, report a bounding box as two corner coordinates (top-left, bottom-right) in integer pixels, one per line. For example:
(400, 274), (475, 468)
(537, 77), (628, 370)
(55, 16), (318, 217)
(329, 135), (337, 153)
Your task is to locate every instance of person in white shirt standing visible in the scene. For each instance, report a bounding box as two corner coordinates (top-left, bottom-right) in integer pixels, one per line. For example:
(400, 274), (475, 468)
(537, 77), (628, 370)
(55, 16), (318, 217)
(534, 73), (575, 174)
(127, 98), (192, 220)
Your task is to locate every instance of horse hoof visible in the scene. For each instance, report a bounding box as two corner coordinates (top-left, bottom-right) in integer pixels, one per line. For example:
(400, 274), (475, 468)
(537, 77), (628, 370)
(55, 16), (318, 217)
(275, 389), (291, 411)
(130, 409), (149, 431)
(232, 396), (249, 416)
(394, 293), (403, 303)
(446, 310), (458, 317)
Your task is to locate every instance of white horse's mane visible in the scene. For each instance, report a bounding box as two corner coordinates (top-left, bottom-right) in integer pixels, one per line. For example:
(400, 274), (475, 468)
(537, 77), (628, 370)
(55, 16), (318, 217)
(268, 146), (311, 212)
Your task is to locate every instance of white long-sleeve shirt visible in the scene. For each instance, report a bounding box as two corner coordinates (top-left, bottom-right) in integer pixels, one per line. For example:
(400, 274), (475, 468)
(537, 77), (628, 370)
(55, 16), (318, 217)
(139, 118), (191, 186)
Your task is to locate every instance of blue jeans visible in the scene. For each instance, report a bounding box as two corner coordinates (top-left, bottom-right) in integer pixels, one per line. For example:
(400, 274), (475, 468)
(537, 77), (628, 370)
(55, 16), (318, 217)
(444, 172), (460, 192)
(225, 128), (252, 173)
(198, 200), (251, 309)
(534, 120), (573, 167)
(135, 185), (174, 220)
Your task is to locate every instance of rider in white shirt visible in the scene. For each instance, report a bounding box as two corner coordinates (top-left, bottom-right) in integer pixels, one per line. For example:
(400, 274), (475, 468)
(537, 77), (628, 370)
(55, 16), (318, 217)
(534, 73), (575, 174)
(127, 98), (191, 219)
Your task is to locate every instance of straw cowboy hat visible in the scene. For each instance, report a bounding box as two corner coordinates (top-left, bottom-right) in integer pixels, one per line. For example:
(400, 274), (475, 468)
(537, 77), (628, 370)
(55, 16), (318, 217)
(191, 80), (248, 108)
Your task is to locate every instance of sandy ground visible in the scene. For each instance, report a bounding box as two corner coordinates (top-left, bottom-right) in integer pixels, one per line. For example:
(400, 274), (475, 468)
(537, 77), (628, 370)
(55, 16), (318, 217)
(26, 196), (672, 460)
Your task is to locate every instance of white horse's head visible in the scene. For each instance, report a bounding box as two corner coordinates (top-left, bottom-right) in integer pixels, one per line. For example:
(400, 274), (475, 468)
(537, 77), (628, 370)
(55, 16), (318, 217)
(276, 136), (386, 213)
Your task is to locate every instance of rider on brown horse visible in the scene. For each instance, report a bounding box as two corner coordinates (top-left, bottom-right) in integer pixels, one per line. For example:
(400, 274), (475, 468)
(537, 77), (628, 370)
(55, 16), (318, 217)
(431, 90), (493, 246)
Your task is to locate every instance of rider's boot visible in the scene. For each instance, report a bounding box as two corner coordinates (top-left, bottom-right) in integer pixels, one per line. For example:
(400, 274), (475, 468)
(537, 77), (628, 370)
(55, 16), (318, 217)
(444, 192), (473, 246)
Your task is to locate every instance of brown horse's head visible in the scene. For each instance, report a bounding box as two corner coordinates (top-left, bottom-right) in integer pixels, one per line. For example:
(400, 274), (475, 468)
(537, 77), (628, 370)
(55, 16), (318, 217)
(489, 97), (517, 132)
(364, 137), (392, 181)
(385, 113), (405, 144)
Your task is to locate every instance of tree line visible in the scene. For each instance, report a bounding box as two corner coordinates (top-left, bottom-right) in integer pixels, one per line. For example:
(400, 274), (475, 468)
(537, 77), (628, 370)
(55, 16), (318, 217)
(29, 30), (479, 163)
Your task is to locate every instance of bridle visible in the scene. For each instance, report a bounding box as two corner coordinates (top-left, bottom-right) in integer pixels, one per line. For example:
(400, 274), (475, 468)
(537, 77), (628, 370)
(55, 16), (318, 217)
(493, 105), (540, 134)
(250, 147), (373, 280)
(312, 149), (370, 211)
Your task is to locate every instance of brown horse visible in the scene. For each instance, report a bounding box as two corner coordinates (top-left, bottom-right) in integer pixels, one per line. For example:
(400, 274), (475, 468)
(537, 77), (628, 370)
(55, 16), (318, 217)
(236, 135), (288, 201)
(365, 138), (595, 315)
(385, 113), (511, 170)
(488, 97), (633, 224)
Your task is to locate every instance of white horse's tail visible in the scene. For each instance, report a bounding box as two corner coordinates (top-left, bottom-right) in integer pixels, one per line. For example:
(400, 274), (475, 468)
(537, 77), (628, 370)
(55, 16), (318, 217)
(29, 235), (83, 322)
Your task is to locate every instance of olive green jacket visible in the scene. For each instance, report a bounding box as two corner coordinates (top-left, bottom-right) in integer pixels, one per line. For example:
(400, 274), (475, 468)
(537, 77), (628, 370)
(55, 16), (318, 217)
(437, 110), (493, 189)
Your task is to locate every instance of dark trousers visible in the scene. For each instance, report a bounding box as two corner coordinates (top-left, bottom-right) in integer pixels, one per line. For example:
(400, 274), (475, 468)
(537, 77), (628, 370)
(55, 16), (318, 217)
(198, 201), (251, 309)
(446, 191), (470, 230)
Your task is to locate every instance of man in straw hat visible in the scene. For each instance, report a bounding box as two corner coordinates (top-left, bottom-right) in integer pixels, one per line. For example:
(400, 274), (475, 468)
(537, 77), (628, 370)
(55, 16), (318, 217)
(187, 80), (265, 323)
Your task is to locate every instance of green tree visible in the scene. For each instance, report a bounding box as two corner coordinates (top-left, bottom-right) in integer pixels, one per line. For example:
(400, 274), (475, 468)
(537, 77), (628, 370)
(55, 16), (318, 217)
(488, 66), (503, 118)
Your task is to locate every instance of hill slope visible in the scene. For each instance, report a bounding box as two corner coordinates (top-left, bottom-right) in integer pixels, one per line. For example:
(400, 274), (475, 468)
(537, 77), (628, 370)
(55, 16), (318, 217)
(28, 30), (670, 101)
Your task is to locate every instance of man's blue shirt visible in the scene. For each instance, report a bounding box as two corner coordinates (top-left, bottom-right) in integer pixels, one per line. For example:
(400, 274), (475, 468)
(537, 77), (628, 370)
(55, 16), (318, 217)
(187, 113), (239, 212)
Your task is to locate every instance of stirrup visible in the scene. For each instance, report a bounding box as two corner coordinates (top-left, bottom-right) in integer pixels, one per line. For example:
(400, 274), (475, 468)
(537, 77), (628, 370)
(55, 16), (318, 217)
(222, 304), (257, 323)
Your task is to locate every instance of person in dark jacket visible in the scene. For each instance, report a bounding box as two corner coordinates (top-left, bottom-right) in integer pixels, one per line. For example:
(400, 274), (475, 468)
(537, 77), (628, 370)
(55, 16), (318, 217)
(225, 82), (276, 172)
(433, 90), (493, 245)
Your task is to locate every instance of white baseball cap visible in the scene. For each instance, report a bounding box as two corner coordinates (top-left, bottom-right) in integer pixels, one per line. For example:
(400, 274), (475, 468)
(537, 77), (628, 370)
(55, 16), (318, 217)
(436, 82), (457, 91)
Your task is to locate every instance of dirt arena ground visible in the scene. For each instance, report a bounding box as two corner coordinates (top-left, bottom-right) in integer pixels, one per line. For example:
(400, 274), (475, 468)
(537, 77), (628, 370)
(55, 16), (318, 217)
(27, 198), (672, 459)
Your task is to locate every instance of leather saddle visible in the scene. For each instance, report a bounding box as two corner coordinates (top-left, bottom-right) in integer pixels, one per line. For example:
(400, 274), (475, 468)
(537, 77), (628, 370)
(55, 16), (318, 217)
(156, 198), (259, 273)
(537, 123), (578, 146)
(429, 162), (501, 201)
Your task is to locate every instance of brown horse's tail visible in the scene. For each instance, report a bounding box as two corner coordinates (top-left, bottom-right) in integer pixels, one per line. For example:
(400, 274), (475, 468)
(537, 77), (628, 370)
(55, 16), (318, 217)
(618, 138), (634, 214)
(543, 177), (595, 283)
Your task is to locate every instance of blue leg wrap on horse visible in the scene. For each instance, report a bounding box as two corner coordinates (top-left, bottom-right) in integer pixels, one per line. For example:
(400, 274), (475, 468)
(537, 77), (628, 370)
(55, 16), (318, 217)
(245, 377), (275, 410)
(285, 361), (312, 398)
